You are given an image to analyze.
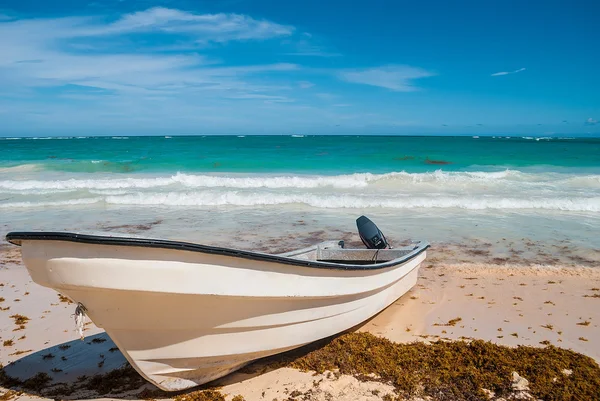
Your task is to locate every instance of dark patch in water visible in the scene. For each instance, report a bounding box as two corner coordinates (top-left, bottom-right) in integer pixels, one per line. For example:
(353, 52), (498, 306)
(424, 158), (452, 165)
(99, 219), (163, 234)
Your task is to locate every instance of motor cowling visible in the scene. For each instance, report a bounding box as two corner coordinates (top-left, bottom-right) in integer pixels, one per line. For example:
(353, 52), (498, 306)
(356, 215), (389, 249)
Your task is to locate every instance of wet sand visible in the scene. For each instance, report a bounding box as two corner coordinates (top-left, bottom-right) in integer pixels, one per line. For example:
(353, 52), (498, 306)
(1, 244), (599, 401)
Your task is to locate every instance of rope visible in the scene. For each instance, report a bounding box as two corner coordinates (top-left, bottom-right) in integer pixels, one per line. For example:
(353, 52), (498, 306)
(74, 303), (87, 340)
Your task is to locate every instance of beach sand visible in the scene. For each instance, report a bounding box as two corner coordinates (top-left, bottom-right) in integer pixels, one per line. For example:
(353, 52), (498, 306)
(1, 244), (599, 401)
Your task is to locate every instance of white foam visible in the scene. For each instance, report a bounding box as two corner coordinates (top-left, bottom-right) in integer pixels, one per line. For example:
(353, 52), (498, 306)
(102, 191), (600, 211)
(0, 198), (101, 209)
(1, 170), (599, 193)
(0, 164), (42, 173)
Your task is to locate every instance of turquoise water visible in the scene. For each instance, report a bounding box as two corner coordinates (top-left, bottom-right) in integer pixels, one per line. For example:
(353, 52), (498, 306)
(2, 136), (599, 174)
(1, 135), (599, 260)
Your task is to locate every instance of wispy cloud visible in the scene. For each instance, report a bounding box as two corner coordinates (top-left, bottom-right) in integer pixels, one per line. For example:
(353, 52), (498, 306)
(0, 8), (298, 98)
(585, 117), (598, 125)
(338, 65), (435, 91)
(491, 67), (526, 76)
(99, 7), (295, 42)
(298, 81), (315, 89)
(283, 39), (341, 57)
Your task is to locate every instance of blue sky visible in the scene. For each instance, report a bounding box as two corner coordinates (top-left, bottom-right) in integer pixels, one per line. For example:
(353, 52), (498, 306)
(0, 0), (598, 136)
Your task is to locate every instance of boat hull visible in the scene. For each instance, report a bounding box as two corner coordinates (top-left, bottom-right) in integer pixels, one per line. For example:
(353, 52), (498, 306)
(17, 240), (426, 391)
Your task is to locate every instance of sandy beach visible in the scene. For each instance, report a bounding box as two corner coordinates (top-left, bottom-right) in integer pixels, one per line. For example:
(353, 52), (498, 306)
(1, 242), (599, 401)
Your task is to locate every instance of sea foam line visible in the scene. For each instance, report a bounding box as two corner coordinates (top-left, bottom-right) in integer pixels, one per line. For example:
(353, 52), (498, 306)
(3, 192), (597, 211)
(2, 170), (598, 193)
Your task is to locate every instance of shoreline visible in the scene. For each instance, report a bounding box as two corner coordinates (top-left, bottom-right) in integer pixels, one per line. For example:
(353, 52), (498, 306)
(1, 245), (599, 400)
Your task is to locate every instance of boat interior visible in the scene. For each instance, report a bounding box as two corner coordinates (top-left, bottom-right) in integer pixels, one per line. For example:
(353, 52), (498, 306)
(278, 240), (423, 265)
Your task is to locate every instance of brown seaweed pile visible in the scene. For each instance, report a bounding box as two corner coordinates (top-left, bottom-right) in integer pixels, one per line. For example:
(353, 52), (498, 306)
(289, 332), (600, 401)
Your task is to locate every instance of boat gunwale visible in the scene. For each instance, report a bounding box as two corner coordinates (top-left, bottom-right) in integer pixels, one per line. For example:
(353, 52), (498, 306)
(5, 231), (429, 271)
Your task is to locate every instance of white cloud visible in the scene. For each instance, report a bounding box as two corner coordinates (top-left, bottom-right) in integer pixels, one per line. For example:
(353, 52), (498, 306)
(298, 81), (315, 89)
(283, 39), (341, 57)
(338, 65), (435, 91)
(98, 7), (294, 42)
(316, 93), (337, 100)
(585, 118), (598, 125)
(0, 10), (299, 98)
(491, 67), (526, 77)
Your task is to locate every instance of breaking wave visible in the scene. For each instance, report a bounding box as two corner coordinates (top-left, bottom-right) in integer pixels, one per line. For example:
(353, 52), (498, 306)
(1, 192), (598, 211)
(104, 192), (600, 211)
(1, 170), (599, 193)
(1, 170), (599, 212)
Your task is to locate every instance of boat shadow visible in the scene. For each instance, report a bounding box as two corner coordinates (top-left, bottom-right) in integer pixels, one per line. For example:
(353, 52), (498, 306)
(0, 332), (154, 400)
(0, 332), (338, 400)
(1, 317), (381, 399)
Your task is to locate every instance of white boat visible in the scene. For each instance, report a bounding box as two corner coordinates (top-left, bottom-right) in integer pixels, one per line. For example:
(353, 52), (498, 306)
(6, 220), (429, 392)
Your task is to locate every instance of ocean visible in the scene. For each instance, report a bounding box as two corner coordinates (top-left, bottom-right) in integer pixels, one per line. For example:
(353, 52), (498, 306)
(1, 135), (599, 266)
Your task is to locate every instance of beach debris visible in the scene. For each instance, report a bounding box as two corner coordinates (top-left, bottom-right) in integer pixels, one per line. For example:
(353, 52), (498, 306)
(511, 372), (532, 399)
(433, 317), (462, 326)
(174, 389), (225, 401)
(8, 349), (32, 356)
(9, 314), (29, 326)
(58, 293), (73, 304)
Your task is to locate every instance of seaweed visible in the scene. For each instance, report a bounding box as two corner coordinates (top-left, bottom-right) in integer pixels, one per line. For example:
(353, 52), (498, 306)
(424, 158), (452, 165)
(174, 389), (226, 401)
(433, 317), (462, 327)
(58, 294), (73, 304)
(8, 350), (32, 356)
(8, 314), (29, 326)
(86, 365), (146, 394)
(289, 332), (600, 401)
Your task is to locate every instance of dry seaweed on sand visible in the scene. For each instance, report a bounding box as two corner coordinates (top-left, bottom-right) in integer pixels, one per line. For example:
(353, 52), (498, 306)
(58, 294), (73, 304)
(433, 317), (462, 326)
(174, 389), (226, 401)
(8, 314), (29, 326)
(288, 332), (600, 401)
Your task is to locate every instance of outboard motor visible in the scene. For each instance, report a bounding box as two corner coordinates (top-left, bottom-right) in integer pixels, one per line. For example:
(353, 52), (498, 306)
(356, 215), (390, 249)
